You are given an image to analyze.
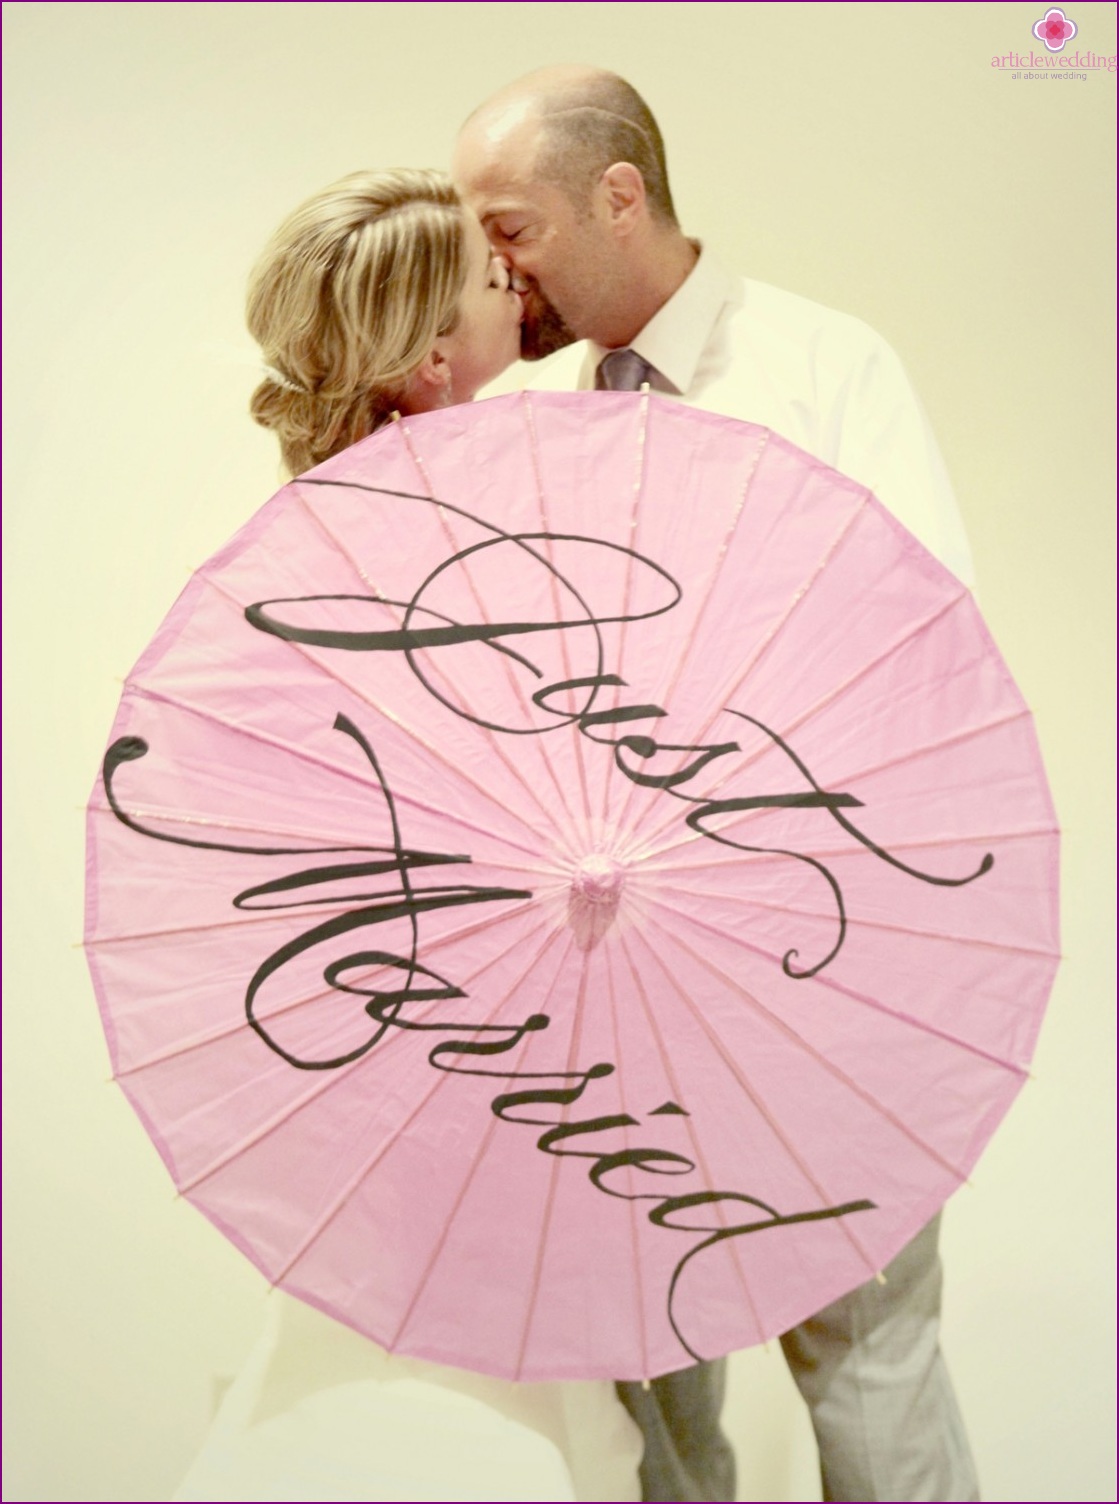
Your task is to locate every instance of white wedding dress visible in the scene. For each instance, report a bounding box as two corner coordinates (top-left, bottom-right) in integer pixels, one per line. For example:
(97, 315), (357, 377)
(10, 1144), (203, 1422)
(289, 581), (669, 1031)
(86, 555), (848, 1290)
(172, 1294), (642, 1502)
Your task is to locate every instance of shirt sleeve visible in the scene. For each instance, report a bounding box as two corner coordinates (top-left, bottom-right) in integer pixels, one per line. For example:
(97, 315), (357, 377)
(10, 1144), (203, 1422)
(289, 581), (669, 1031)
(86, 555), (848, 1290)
(824, 331), (976, 587)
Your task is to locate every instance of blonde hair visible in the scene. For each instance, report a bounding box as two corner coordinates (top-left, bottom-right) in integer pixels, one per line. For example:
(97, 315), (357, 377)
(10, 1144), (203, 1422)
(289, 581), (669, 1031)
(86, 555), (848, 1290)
(247, 169), (466, 475)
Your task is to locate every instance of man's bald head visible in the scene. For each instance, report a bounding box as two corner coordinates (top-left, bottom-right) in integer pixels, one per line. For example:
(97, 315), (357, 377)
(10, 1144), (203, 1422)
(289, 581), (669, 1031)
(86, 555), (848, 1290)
(455, 68), (694, 354)
(462, 67), (678, 225)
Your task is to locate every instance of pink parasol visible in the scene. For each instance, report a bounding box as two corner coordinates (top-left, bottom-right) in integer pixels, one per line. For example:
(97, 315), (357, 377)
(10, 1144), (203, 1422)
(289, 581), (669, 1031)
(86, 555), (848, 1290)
(85, 391), (1059, 1382)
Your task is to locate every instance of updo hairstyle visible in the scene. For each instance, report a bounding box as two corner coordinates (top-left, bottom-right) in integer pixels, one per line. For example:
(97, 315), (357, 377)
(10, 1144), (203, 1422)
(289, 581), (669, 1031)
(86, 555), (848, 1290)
(247, 169), (466, 475)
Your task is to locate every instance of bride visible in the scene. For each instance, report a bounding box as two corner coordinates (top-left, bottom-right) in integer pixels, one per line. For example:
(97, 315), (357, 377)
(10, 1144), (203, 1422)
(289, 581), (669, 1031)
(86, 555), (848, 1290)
(179, 170), (640, 1503)
(247, 168), (523, 475)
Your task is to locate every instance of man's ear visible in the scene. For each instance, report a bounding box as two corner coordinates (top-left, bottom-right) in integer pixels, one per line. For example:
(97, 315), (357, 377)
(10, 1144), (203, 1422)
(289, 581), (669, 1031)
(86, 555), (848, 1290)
(402, 346), (453, 412)
(599, 162), (646, 236)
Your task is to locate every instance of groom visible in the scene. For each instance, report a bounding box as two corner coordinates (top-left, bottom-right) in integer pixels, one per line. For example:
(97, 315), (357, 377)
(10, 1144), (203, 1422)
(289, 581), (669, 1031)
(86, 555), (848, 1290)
(454, 67), (980, 1504)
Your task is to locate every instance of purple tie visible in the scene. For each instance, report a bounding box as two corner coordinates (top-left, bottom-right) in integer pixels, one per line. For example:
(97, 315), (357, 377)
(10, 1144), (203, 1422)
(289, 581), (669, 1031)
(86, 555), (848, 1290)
(595, 349), (652, 391)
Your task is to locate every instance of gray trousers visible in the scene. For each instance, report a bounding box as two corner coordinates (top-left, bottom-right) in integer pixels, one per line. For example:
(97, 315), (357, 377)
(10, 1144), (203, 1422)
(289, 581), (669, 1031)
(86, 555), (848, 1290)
(615, 1214), (979, 1502)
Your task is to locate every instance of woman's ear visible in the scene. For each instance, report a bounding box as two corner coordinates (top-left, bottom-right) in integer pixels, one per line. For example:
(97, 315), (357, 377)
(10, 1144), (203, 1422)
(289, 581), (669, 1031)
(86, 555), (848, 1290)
(400, 347), (453, 414)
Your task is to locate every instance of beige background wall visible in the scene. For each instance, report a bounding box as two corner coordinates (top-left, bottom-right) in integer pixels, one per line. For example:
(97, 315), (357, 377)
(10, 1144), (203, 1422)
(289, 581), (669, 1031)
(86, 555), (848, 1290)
(3, 3), (1115, 1500)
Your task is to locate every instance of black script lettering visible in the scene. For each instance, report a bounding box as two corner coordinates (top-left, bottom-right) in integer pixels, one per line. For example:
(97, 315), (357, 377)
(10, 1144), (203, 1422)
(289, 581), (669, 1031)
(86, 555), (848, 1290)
(728, 714), (995, 888)
(244, 483), (992, 983)
(536, 1113), (640, 1154)
(104, 711), (880, 1370)
(613, 735), (742, 790)
(533, 684), (990, 976)
(684, 799), (853, 979)
(102, 714), (532, 1070)
(536, 675), (673, 743)
(487, 1064), (617, 1120)
(531, 674), (636, 728)
(533, 675), (741, 788)
(248, 478), (682, 738)
(326, 953), (465, 1006)
(247, 593), (542, 671)
(651, 1189), (878, 1362)
(588, 1147), (698, 1189)
(671, 712), (992, 977)
(233, 854), (472, 912)
(418, 1013), (553, 1066)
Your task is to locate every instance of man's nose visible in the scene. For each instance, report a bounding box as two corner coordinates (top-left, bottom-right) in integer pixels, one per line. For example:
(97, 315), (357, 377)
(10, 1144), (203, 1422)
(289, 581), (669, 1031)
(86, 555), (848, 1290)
(488, 248), (529, 291)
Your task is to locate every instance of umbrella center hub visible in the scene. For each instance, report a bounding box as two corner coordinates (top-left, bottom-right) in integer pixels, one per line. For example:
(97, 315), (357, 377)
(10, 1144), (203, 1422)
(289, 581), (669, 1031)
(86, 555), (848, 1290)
(572, 853), (625, 907)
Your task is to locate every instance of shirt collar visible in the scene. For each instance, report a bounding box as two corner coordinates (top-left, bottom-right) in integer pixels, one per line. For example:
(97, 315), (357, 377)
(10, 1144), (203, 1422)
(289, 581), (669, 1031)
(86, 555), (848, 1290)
(585, 245), (736, 394)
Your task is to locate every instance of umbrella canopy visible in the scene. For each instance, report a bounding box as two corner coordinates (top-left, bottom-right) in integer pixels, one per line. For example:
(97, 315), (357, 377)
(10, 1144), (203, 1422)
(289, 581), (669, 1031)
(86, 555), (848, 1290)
(85, 391), (1059, 1381)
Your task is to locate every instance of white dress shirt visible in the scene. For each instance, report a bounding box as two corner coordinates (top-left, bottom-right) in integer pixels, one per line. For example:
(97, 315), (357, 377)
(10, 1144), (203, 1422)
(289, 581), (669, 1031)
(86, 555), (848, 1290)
(486, 251), (974, 583)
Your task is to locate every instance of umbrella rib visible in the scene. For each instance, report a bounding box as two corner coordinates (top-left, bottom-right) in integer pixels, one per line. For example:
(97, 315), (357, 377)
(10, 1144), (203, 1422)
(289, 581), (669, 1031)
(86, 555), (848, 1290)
(113, 970), (383, 1076)
(629, 809), (1051, 876)
(512, 941), (594, 1381)
(639, 822), (1058, 874)
(88, 905), (346, 949)
(621, 925), (882, 1286)
(520, 391), (594, 841)
(681, 485), (874, 735)
(385, 1103), (509, 1353)
(86, 887), (537, 950)
(87, 798), (565, 886)
(175, 1045), (389, 1194)
(113, 902), (556, 1076)
(268, 925), (572, 1289)
(386, 930), (580, 1361)
(176, 956), (543, 1199)
(781, 959), (1041, 1078)
(625, 643), (1011, 875)
(607, 426), (775, 841)
(805, 704), (1034, 790)
(640, 888), (1039, 1073)
(120, 680), (548, 863)
(119, 1015), (315, 1084)
(86, 798), (395, 850)
(706, 583), (969, 788)
(269, 1060), (484, 1291)
(627, 580), (973, 861)
(645, 905), (975, 1183)
(595, 388), (657, 833)
(175, 917), (565, 1187)
(614, 930), (768, 1343)
(292, 479), (581, 858)
(604, 945), (651, 1379)
(619, 486), (877, 852)
(389, 417), (587, 857)
(203, 561), (576, 865)
(648, 880), (1061, 961)
(221, 916), (564, 1203)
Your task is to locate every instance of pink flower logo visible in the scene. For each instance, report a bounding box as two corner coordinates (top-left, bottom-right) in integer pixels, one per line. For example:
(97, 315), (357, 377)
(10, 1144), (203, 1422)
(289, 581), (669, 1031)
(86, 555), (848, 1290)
(1032, 6), (1078, 51)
